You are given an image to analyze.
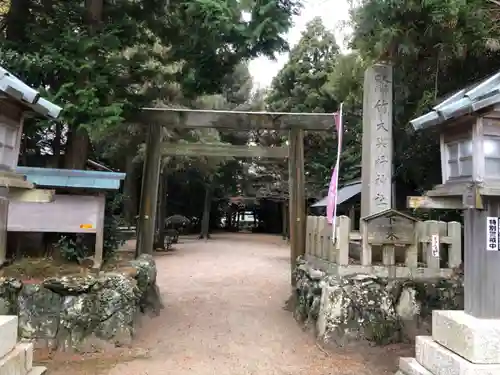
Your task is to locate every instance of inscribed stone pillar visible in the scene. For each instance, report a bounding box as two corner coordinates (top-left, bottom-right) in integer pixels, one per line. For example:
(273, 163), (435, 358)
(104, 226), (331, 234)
(360, 63), (393, 218)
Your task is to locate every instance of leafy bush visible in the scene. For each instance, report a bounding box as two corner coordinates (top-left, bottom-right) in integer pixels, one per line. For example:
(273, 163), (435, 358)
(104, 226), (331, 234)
(57, 235), (88, 263)
(56, 193), (126, 263)
(103, 192), (126, 261)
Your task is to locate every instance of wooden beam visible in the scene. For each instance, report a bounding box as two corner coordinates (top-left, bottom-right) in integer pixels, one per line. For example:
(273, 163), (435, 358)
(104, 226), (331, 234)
(140, 108), (334, 131)
(8, 188), (54, 203)
(161, 143), (289, 158)
(93, 193), (106, 270)
(0, 172), (33, 189)
(407, 196), (464, 209)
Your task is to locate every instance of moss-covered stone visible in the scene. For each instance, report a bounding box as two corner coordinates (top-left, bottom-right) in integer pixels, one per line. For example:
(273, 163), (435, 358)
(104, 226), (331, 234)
(0, 254), (163, 352)
(293, 257), (463, 347)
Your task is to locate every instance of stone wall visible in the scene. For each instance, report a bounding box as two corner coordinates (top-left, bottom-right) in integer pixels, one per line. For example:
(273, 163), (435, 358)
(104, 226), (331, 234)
(0, 254), (163, 351)
(293, 257), (463, 347)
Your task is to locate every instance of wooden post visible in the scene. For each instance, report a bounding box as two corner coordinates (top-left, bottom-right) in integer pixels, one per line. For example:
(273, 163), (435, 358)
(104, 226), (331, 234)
(93, 193), (106, 269)
(288, 129), (298, 285)
(199, 179), (213, 239)
(317, 217), (328, 259)
(282, 201), (287, 240)
(288, 128), (306, 284)
(305, 216), (312, 255)
(336, 216), (350, 265)
(464, 199), (500, 318)
(296, 130), (306, 259)
(285, 200), (290, 241)
(425, 220), (441, 269)
(136, 124), (162, 256)
(348, 205), (356, 230)
(0, 187), (9, 266)
(406, 222), (419, 268)
(156, 168), (168, 249)
(447, 221), (462, 268)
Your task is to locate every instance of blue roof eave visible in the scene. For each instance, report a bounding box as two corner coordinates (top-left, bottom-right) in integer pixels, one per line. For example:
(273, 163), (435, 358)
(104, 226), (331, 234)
(15, 167), (126, 191)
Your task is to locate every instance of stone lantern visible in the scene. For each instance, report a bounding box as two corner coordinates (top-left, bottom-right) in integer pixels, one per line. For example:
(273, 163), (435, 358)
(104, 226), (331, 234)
(0, 66), (62, 264)
(410, 73), (500, 202)
(0, 67), (61, 173)
(398, 72), (500, 375)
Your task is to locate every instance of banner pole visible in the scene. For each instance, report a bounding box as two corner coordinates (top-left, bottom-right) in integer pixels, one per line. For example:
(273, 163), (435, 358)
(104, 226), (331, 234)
(331, 103), (343, 244)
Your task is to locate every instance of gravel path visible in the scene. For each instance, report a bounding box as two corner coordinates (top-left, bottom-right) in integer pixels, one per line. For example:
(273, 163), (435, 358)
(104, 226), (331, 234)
(45, 233), (409, 375)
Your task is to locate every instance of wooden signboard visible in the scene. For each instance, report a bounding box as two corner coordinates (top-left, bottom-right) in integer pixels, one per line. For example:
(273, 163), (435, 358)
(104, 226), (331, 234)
(7, 195), (104, 233)
(367, 215), (415, 245)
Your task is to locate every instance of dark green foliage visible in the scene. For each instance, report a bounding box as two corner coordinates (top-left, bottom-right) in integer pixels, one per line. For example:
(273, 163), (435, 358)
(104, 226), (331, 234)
(56, 193), (125, 263)
(350, 0), (500, 196)
(103, 192), (126, 261)
(266, 18), (357, 195)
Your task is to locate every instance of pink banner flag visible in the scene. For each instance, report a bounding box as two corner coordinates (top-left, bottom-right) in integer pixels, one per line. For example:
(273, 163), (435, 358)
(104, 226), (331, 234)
(326, 104), (344, 240)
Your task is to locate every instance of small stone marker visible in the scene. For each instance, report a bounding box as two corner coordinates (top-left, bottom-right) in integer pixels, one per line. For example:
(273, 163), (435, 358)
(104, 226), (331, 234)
(487, 216), (499, 251)
(431, 234), (439, 257)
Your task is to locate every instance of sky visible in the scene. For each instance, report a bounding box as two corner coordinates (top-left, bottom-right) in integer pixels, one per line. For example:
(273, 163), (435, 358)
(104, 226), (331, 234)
(248, 0), (351, 90)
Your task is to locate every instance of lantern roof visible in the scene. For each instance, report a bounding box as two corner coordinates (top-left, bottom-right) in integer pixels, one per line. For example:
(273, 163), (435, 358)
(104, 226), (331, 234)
(411, 71), (500, 131)
(0, 66), (62, 119)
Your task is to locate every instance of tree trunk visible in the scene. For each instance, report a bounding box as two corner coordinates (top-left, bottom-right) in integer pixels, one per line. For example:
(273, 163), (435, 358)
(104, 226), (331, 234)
(63, 126), (90, 169)
(85, 0), (103, 25)
(61, 0), (102, 171)
(50, 122), (62, 168)
(123, 154), (138, 225)
(199, 180), (213, 239)
(6, 0), (30, 42)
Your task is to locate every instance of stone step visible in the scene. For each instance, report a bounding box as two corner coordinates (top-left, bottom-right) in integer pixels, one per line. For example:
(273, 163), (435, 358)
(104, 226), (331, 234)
(398, 357), (434, 375)
(432, 310), (500, 364)
(0, 342), (33, 375)
(0, 316), (18, 359)
(26, 367), (46, 375)
(416, 335), (500, 375)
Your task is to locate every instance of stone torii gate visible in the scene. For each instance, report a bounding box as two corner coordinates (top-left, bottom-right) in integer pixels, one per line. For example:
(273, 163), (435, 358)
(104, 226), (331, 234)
(136, 108), (333, 283)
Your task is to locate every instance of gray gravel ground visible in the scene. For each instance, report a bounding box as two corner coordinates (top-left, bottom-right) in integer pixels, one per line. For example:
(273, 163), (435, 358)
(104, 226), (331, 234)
(45, 233), (412, 375)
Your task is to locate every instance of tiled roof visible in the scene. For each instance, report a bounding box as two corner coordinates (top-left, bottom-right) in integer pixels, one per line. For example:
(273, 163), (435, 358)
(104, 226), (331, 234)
(410, 71), (500, 130)
(0, 66), (62, 119)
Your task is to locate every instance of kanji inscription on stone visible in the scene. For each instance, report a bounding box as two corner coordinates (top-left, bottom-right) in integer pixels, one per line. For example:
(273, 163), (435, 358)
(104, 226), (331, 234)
(375, 73), (391, 94)
(375, 193), (388, 207)
(376, 137), (389, 148)
(375, 155), (389, 165)
(375, 173), (388, 184)
(376, 121), (389, 132)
